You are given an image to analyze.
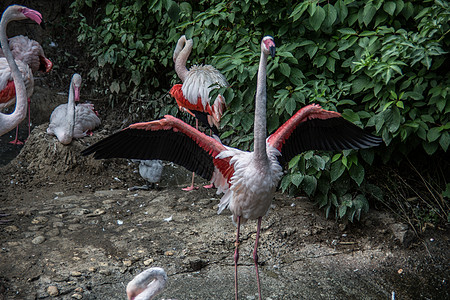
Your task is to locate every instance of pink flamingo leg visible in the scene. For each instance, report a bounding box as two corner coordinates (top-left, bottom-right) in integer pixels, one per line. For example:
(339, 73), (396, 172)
(8, 125), (23, 145)
(234, 216), (241, 300)
(254, 217), (263, 300)
(182, 119), (199, 191)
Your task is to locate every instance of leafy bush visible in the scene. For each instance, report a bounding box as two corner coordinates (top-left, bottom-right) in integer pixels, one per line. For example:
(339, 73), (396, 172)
(70, 0), (449, 222)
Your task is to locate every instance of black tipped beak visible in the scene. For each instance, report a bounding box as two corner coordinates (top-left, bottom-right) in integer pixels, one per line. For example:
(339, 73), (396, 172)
(270, 46), (276, 58)
(40, 21), (46, 30)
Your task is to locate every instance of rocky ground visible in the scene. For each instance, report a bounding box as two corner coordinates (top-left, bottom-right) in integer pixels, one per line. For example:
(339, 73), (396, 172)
(0, 123), (449, 300)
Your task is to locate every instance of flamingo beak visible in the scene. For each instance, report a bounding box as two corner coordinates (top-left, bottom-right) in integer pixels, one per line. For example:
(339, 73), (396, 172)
(21, 7), (43, 25)
(269, 45), (276, 58)
(74, 86), (80, 102)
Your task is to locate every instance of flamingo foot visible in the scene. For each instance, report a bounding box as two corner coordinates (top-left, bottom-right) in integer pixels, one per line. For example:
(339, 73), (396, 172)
(182, 185), (199, 191)
(9, 138), (24, 145)
(203, 183), (214, 189)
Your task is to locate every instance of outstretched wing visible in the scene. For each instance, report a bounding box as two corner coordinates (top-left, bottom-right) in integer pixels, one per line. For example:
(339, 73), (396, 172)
(81, 115), (231, 182)
(267, 104), (383, 164)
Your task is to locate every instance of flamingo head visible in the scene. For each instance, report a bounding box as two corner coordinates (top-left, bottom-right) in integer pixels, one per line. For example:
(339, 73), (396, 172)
(3, 5), (43, 25)
(262, 36), (276, 58)
(71, 74), (82, 102)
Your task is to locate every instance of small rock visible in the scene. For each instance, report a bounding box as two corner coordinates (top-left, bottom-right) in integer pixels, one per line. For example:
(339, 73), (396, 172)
(70, 271), (82, 277)
(68, 224), (83, 231)
(99, 269), (111, 276)
(46, 229), (60, 237)
(74, 287), (83, 293)
(4, 225), (19, 233)
(53, 222), (64, 228)
(88, 267), (97, 272)
(71, 208), (90, 216)
(47, 286), (59, 296)
(31, 216), (48, 224)
(86, 209), (106, 217)
(71, 293), (83, 299)
(164, 251), (174, 256)
(143, 258), (154, 266)
(123, 260), (132, 267)
(32, 236), (46, 244)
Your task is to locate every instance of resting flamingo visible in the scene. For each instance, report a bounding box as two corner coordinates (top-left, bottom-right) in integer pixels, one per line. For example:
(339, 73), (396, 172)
(47, 73), (100, 144)
(82, 36), (383, 300)
(126, 267), (170, 300)
(0, 34), (52, 144)
(171, 35), (228, 190)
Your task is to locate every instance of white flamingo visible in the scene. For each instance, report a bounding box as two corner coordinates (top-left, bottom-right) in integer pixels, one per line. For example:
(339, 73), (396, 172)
(47, 73), (100, 145)
(0, 32), (52, 144)
(0, 5), (42, 137)
(126, 267), (169, 300)
(83, 36), (382, 300)
(171, 34), (228, 191)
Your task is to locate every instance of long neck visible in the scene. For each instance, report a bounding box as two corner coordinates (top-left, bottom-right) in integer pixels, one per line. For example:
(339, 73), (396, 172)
(174, 37), (192, 82)
(253, 49), (269, 166)
(0, 10), (28, 136)
(66, 81), (75, 136)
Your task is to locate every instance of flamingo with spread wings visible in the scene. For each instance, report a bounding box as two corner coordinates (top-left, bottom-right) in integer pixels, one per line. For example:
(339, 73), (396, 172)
(83, 36), (382, 300)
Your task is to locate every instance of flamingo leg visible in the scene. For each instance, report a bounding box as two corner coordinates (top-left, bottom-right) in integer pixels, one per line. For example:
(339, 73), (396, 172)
(202, 127), (215, 189)
(254, 217), (263, 300)
(8, 125), (23, 145)
(234, 216), (241, 300)
(182, 119), (199, 191)
(25, 97), (31, 141)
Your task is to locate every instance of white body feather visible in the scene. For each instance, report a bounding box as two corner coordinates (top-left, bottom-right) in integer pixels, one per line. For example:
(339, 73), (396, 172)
(0, 57), (33, 109)
(215, 144), (283, 224)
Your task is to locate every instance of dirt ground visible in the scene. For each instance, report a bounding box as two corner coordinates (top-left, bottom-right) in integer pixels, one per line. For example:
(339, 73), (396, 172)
(0, 93), (449, 299)
(1, 1), (449, 299)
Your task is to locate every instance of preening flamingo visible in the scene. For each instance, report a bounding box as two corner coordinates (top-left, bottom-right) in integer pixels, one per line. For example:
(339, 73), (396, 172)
(0, 5), (42, 138)
(47, 73), (101, 145)
(126, 267), (169, 300)
(171, 35), (228, 190)
(82, 36), (383, 300)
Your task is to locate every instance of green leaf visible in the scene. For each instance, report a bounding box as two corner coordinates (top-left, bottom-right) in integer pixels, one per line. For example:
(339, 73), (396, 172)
(330, 160), (345, 182)
(305, 44), (319, 58)
(349, 164), (365, 186)
(427, 127), (441, 142)
(291, 173), (304, 187)
(383, 1), (396, 16)
(286, 97), (297, 115)
(302, 175), (317, 196)
(288, 155), (301, 169)
(338, 28), (357, 35)
(309, 5), (326, 31)
(280, 63), (291, 77)
(168, 3), (181, 22)
(363, 3), (377, 26)
(439, 132), (449, 152)
(314, 55), (327, 68)
(105, 3), (114, 15)
(323, 4), (337, 27)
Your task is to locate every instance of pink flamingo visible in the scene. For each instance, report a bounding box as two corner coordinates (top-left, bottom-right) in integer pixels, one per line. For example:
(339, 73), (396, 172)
(0, 5), (43, 137)
(171, 35), (227, 191)
(0, 33), (52, 144)
(0, 5), (44, 224)
(82, 36), (382, 300)
(126, 267), (170, 300)
(47, 73), (100, 144)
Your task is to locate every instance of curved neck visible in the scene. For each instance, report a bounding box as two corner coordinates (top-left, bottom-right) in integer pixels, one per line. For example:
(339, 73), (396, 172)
(174, 36), (192, 82)
(0, 8), (28, 136)
(253, 49), (269, 165)
(66, 80), (75, 135)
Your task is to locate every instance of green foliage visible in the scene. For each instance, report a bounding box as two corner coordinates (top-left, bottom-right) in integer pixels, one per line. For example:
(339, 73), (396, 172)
(70, 0), (449, 221)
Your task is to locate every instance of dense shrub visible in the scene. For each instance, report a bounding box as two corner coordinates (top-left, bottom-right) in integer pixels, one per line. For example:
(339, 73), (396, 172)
(70, 0), (449, 222)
